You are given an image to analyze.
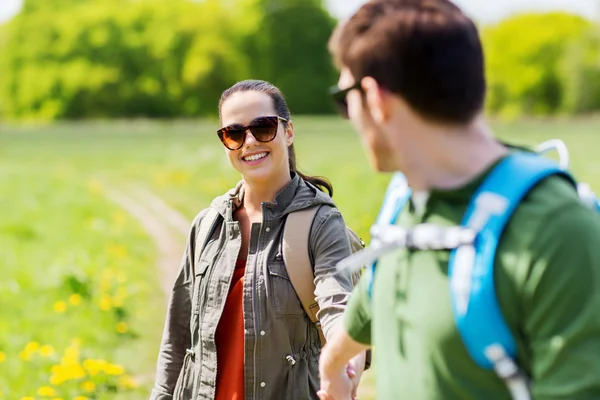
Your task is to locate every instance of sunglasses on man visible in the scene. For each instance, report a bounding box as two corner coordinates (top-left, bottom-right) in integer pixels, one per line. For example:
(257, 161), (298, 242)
(217, 116), (288, 151)
(329, 82), (363, 119)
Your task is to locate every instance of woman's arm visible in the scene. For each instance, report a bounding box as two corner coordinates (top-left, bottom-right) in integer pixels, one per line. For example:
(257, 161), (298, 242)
(150, 211), (206, 399)
(310, 206), (368, 397)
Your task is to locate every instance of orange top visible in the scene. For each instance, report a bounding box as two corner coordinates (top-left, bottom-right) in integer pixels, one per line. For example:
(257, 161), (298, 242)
(214, 258), (246, 400)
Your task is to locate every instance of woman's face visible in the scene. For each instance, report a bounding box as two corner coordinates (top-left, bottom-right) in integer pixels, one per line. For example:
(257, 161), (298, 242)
(219, 91), (294, 185)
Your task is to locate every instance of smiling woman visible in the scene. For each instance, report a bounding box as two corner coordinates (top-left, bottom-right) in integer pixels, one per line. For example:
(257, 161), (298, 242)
(218, 80), (334, 197)
(150, 79), (368, 400)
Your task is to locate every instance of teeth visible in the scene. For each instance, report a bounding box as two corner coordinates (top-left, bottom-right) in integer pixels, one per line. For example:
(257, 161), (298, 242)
(244, 152), (268, 162)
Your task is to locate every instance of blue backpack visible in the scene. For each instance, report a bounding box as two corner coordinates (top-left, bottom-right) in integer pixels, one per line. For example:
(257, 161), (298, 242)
(339, 140), (600, 400)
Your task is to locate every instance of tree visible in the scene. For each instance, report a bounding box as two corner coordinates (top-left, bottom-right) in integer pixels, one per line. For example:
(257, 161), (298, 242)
(481, 12), (592, 119)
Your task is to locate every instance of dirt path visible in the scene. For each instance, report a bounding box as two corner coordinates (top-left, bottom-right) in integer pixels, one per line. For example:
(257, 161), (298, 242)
(105, 187), (189, 299)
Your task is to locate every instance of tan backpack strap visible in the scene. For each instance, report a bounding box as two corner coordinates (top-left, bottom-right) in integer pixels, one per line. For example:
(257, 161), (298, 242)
(282, 206), (326, 346)
(195, 208), (220, 268)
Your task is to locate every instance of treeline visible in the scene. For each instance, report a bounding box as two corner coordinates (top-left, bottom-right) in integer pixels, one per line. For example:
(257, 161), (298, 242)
(1, 1), (599, 121)
(0, 0), (338, 120)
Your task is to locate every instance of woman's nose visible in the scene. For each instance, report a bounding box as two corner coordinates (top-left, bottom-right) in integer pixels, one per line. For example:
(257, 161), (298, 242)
(244, 128), (258, 146)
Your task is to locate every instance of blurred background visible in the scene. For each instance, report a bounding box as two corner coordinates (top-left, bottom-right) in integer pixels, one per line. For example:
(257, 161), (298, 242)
(1, 0), (599, 399)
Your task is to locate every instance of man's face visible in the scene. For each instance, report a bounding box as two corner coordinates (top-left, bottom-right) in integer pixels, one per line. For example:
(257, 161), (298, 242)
(338, 67), (396, 172)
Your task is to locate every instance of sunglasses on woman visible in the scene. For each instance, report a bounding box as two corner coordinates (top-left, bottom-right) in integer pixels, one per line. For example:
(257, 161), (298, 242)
(217, 116), (288, 151)
(329, 82), (363, 119)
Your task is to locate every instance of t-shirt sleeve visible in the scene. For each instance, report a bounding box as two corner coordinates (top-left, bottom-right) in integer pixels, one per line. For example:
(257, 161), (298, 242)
(524, 204), (600, 399)
(343, 272), (373, 345)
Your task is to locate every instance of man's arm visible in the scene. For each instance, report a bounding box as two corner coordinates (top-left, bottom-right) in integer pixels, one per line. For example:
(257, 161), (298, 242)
(524, 204), (600, 399)
(319, 275), (373, 399)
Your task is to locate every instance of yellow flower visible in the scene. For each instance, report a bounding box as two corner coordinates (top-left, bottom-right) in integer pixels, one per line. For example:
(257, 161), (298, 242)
(54, 301), (67, 313)
(118, 374), (139, 389)
(68, 294), (82, 306)
(116, 322), (128, 334)
(0, 351), (5, 363)
(40, 345), (55, 357)
(38, 386), (57, 396)
(99, 295), (112, 311)
(20, 397), (35, 400)
(51, 398), (63, 400)
(49, 363), (86, 385)
(80, 381), (95, 393)
(25, 342), (40, 353)
(105, 363), (125, 376)
(83, 359), (107, 376)
(74, 397), (89, 400)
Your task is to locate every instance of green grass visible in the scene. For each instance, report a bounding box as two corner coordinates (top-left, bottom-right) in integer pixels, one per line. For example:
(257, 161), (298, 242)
(1, 116), (600, 399)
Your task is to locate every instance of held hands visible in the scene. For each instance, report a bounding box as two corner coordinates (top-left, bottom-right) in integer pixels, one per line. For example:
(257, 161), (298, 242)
(317, 359), (360, 400)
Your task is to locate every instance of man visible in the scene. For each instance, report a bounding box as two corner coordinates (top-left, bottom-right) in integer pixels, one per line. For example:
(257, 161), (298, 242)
(318, 0), (600, 399)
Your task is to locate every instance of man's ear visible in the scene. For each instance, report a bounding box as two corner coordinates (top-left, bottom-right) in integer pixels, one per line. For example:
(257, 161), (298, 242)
(362, 76), (390, 124)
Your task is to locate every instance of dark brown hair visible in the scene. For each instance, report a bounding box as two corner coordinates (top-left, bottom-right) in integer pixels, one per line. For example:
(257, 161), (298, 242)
(219, 79), (334, 197)
(328, 0), (485, 124)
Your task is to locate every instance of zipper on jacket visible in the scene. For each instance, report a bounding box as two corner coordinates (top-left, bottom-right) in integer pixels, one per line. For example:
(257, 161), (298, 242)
(251, 220), (265, 399)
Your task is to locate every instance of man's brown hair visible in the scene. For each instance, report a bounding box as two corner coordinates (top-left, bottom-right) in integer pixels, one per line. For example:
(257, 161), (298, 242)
(329, 0), (486, 124)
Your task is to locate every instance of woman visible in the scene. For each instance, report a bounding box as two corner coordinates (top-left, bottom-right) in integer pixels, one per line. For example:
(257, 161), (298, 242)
(150, 80), (366, 400)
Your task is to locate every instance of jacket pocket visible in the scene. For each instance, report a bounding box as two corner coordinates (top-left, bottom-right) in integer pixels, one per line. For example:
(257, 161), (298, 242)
(192, 260), (211, 316)
(266, 261), (306, 317)
(173, 351), (196, 400)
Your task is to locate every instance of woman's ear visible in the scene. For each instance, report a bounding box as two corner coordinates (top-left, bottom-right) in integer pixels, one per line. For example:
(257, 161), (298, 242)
(285, 120), (295, 147)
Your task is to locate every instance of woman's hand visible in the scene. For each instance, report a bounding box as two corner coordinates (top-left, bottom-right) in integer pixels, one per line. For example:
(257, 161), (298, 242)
(317, 365), (354, 400)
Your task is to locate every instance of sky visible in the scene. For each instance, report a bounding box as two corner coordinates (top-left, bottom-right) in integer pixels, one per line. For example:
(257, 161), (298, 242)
(0, 0), (598, 24)
(325, 0), (599, 23)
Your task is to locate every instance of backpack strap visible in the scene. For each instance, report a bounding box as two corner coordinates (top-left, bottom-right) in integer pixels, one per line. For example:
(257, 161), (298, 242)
(282, 206), (326, 346)
(194, 208), (221, 268)
(449, 152), (576, 400)
(365, 172), (412, 298)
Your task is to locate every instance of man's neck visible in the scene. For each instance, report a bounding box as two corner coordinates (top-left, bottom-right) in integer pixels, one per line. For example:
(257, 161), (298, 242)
(390, 116), (508, 192)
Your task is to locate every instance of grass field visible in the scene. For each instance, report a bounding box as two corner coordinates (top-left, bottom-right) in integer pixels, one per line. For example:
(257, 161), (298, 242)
(2, 116), (600, 399)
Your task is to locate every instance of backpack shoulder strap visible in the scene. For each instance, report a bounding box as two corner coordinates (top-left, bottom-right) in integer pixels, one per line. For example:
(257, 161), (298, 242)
(282, 206), (326, 345)
(194, 208), (221, 268)
(449, 152), (574, 397)
(366, 172), (412, 299)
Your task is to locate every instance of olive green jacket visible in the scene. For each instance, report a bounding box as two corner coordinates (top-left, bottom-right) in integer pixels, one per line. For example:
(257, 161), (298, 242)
(151, 174), (356, 400)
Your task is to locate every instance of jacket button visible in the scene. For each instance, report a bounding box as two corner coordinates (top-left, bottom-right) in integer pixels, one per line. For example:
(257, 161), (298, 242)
(260, 330), (265, 336)
(260, 382), (266, 388)
(265, 227), (271, 232)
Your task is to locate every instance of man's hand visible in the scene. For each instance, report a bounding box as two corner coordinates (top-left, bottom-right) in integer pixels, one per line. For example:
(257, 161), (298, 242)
(346, 358), (360, 399)
(317, 364), (354, 400)
(318, 329), (370, 400)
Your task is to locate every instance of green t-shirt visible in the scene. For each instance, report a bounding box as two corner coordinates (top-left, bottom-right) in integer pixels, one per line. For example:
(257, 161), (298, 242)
(345, 158), (600, 399)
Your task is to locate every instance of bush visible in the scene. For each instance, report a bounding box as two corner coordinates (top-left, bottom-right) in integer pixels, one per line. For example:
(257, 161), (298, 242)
(481, 12), (592, 119)
(560, 27), (600, 114)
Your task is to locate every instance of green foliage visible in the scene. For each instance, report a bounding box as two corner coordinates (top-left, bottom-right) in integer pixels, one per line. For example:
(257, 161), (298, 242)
(561, 27), (600, 114)
(247, 0), (338, 114)
(481, 12), (594, 119)
(0, 0), (337, 121)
